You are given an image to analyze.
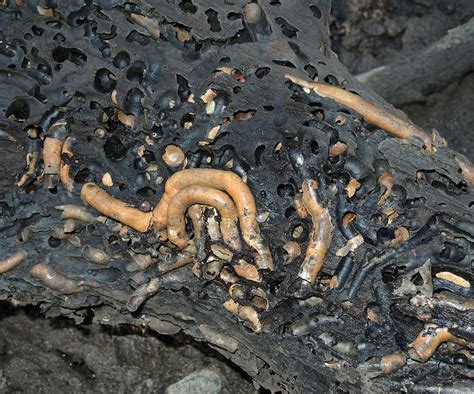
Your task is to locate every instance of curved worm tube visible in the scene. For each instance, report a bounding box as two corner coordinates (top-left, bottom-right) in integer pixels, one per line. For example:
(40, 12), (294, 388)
(298, 180), (334, 284)
(127, 277), (161, 312)
(348, 215), (441, 297)
(167, 185), (242, 250)
(433, 292), (474, 312)
(223, 299), (262, 332)
(152, 169), (273, 270)
(285, 74), (433, 153)
(30, 263), (85, 294)
(81, 183), (152, 232)
(0, 70), (44, 101)
(188, 205), (204, 240)
(0, 251), (27, 274)
(59, 136), (75, 193)
(330, 254), (354, 291)
(158, 249), (196, 274)
(449, 326), (474, 343)
(409, 325), (470, 362)
(348, 251), (396, 298)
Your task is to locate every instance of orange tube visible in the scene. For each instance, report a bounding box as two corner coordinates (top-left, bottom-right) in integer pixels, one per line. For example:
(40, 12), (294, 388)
(409, 324), (468, 362)
(285, 74), (433, 153)
(152, 169), (273, 270)
(167, 185), (242, 250)
(43, 137), (64, 175)
(81, 183), (152, 232)
(223, 299), (262, 332)
(59, 136), (75, 192)
(298, 180), (334, 284)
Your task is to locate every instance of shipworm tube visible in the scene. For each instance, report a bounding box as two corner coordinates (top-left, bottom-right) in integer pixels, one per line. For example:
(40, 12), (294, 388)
(43, 137), (64, 175)
(380, 353), (407, 374)
(0, 251), (27, 274)
(152, 169), (273, 270)
(223, 299), (262, 332)
(18, 151), (40, 187)
(30, 263), (84, 294)
(188, 205), (204, 240)
(81, 183), (152, 232)
(55, 204), (95, 223)
(285, 74), (433, 152)
(59, 136), (75, 192)
(167, 185), (242, 250)
(127, 277), (161, 312)
(455, 154), (474, 187)
(409, 325), (468, 362)
(298, 180), (334, 284)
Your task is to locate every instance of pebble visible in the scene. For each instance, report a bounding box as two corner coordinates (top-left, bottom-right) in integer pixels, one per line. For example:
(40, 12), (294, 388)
(165, 369), (222, 394)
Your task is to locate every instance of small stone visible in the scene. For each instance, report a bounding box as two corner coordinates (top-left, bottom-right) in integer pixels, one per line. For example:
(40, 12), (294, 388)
(102, 172), (113, 187)
(165, 369), (222, 394)
(94, 127), (106, 139)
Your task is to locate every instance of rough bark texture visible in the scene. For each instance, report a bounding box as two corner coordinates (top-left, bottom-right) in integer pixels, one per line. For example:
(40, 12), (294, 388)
(357, 17), (474, 106)
(0, 1), (472, 393)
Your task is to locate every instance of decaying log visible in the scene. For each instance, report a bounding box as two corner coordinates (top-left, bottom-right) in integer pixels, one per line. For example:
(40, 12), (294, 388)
(0, 1), (472, 392)
(358, 17), (474, 106)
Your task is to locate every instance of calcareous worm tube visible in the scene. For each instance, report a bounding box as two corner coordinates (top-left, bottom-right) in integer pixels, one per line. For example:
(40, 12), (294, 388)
(0, 251), (27, 274)
(408, 324), (469, 362)
(285, 74), (433, 153)
(30, 263), (84, 294)
(152, 169), (273, 270)
(81, 183), (152, 232)
(298, 180), (334, 284)
(167, 185), (242, 250)
(59, 136), (75, 193)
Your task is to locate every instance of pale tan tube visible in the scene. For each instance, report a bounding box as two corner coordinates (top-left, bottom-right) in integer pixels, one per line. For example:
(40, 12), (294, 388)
(59, 136), (75, 192)
(17, 151), (40, 187)
(223, 299), (262, 332)
(0, 251), (27, 274)
(81, 183), (152, 232)
(31, 263), (84, 294)
(167, 186), (242, 250)
(298, 180), (334, 284)
(285, 74), (433, 153)
(43, 137), (64, 175)
(152, 169), (273, 270)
